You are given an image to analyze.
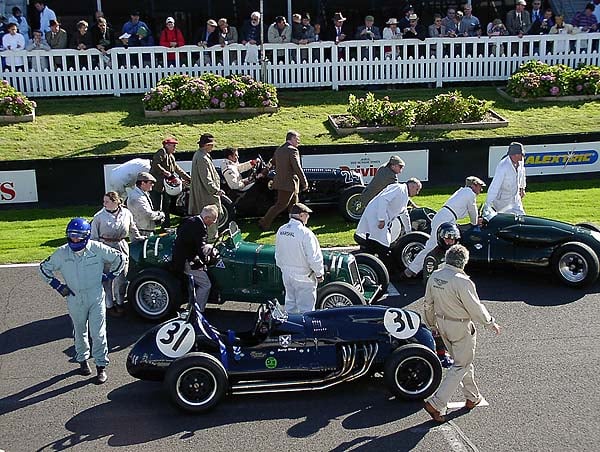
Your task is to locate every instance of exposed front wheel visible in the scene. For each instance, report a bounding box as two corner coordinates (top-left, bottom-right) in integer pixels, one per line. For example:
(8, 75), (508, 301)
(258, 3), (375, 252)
(338, 185), (365, 222)
(392, 232), (429, 272)
(128, 269), (182, 321)
(316, 281), (365, 309)
(165, 354), (228, 413)
(384, 345), (442, 401)
(551, 242), (599, 287)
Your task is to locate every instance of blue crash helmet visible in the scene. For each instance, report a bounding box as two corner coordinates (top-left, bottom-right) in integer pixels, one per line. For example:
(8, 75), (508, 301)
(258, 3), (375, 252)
(66, 217), (91, 251)
(436, 222), (460, 249)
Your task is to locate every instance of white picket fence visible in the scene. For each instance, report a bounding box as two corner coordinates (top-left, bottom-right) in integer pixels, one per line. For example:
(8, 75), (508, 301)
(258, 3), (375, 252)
(1, 34), (599, 97)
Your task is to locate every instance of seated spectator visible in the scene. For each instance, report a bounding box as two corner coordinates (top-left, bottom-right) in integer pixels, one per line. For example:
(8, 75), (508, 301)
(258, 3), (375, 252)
(572, 3), (598, 32)
(487, 18), (509, 36)
(441, 7), (459, 37)
(34, 1), (56, 34)
(403, 13), (426, 40)
(159, 16), (185, 65)
(530, 1), (544, 26)
(429, 14), (449, 37)
(2, 22), (26, 69)
(92, 17), (115, 56)
(292, 13), (315, 44)
(313, 22), (322, 41)
(398, 5), (415, 33)
(72, 20), (92, 50)
(326, 12), (349, 44)
(383, 17), (402, 59)
(7, 6), (30, 39)
(46, 19), (68, 68)
(506, 0), (532, 36)
(355, 15), (381, 40)
(268, 15), (292, 44)
(241, 11), (261, 45)
(120, 11), (152, 47)
(550, 14), (579, 53)
(531, 8), (555, 34)
(459, 4), (482, 36)
(26, 29), (51, 70)
(90, 10), (111, 35)
(195, 19), (219, 47)
(217, 18), (238, 45)
(291, 13), (303, 40)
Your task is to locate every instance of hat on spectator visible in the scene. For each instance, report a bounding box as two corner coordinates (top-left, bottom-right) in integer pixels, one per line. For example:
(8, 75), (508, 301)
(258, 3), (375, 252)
(333, 12), (346, 22)
(292, 13), (302, 22)
(465, 176), (486, 187)
(386, 18), (399, 25)
(163, 137), (179, 145)
(207, 19), (218, 27)
(516, 0), (526, 5)
(137, 172), (157, 182)
(251, 12), (261, 19)
(388, 155), (405, 166)
(409, 13), (419, 20)
(302, 13), (311, 20)
(290, 203), (313, 215)
(198, 133), (215, 146)
(166, 17), (175, 24)
(365, 15), (375, 22)
(507, 142), (526, 156)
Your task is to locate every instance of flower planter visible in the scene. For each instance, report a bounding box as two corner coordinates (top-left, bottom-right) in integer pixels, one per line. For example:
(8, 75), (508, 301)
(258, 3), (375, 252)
(0, 110), (35, 124)
(497, 87), (600, 103)
(328, 110), (508, 136)
(144, 107), (278, 118)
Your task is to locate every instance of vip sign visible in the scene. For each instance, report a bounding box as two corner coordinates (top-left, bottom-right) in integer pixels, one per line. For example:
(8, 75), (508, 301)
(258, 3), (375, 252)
(0, 170), (38, 203)
(302, 150), (429, 183)
(489, 142), (600, 177)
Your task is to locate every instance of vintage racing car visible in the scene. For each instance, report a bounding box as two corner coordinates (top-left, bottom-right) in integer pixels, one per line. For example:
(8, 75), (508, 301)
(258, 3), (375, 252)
(127, 222), (389, 321)
(126, 278), (443, 413)
(173, 156), (366, 228)
(386, 205), (600, 287)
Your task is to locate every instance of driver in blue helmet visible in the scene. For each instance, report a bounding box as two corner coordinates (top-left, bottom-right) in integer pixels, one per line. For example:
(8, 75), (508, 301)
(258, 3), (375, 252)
(39, 218), (125, 384)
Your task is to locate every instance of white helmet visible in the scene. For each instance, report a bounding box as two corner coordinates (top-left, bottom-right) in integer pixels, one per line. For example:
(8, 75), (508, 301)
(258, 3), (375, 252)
(164, 174), (182, 196)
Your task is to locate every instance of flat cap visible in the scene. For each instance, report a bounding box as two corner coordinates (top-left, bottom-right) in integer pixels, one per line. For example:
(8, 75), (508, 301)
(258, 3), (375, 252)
(507, 142), (525, 156)
(207, 19), (218, 27)
(465, 176), (486, 187)
(389, 155), (405, 166)
(290, 203), (313, 215)
(137, 171), (157, 182)
(162, 137), (179, 145)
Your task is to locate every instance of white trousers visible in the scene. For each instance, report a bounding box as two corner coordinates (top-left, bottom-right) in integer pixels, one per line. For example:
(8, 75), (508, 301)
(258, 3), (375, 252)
(281, 270), (317, 314)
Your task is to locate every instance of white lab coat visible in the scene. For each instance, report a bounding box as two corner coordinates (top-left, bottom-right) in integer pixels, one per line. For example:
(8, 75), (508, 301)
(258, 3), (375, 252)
(107, 158), (151, 200)
(487, 156), (526, 215)
(355, 183), (412, 247)
(275, 218), (324, 313)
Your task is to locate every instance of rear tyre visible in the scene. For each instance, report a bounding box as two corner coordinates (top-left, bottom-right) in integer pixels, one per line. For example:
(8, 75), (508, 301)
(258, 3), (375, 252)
(384, 345), (442, 401)
(128, 269), (182, 321)
(354, 253), (390, 303)
(316, 281), (365, 309)
(338, 185), (365, 222)
(165, 354), (228, 413)
(392, 232), (429, 272)
(551, 242), (599, 287)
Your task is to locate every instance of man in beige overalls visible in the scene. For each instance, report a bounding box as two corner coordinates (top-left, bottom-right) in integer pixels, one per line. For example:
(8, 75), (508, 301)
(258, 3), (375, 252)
(423, 244), (500, 423)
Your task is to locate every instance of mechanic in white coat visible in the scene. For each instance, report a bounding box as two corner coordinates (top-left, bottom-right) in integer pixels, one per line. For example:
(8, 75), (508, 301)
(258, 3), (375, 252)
(403, 176), (485, 279)
(127, 172), (165, 236)
(107, 158), (151, 201)
(486, 142), (527, 215)
(275, 203), (324, 314)
(355, 178), (422, 257)
(221, 147), (260, 192)
(40, 218), (125, 384)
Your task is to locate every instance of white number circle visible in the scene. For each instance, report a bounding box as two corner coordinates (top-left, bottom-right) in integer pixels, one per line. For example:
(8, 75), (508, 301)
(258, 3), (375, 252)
(156, 320), (195, 358)
(384, 308), (420, 339)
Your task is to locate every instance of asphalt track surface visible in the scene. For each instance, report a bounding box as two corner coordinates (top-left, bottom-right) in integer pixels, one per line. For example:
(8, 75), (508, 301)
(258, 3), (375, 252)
(1, 265), (599, 452)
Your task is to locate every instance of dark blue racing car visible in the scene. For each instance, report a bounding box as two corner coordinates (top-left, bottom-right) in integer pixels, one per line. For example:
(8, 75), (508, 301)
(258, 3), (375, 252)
(127, 277), (442, 413)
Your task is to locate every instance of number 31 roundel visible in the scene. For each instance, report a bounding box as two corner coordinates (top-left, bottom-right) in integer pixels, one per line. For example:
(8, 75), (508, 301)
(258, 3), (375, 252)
(383, 308), (420, 339)
(156, 320), (195, 358)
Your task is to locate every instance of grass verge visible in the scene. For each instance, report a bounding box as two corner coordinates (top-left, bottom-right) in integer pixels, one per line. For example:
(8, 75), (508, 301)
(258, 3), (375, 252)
(1, 179), (599, 265)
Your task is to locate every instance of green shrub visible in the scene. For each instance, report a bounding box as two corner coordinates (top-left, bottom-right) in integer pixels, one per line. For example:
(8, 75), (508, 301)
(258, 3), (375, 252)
(0, 80), (37, 116)
(179, 78), (210, 110)
(142, 84), (178, 112)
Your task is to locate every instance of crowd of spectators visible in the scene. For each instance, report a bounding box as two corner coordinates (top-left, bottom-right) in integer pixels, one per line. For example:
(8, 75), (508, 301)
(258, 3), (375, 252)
(1, 1), (599, 69)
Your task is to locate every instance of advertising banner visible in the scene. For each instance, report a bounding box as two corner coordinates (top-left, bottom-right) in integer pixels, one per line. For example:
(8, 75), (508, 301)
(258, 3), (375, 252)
(0, 170), (38, 204)
(302, 150), (429, 183)
(489, 142), (600, 177)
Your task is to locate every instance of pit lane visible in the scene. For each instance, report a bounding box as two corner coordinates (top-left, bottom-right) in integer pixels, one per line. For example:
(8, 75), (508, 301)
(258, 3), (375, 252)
(1, 266), (598, 452)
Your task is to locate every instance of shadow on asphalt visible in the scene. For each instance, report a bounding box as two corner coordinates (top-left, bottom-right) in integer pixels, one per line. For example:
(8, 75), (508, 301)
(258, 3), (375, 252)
(0, 314), (72, 356)
(36, 378), (426, 450)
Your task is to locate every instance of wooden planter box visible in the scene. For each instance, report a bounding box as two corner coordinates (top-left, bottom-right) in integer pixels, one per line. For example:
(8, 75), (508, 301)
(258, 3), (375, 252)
(144, 107), (278, 118)
(497, 87), (600, 103)
(328, 110), (508, 136)
(0, 111), (35, 124)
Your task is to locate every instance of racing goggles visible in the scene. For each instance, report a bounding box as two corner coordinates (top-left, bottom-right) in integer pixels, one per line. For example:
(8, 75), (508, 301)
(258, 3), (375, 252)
(67, 230), (90, 240)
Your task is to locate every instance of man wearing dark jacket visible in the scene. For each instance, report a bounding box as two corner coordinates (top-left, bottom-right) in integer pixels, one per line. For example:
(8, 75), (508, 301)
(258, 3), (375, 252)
(171, 205), (219, 312)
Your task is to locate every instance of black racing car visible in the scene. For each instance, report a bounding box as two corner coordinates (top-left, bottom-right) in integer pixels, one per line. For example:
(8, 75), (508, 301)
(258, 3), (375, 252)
(127, 277), (442, 413)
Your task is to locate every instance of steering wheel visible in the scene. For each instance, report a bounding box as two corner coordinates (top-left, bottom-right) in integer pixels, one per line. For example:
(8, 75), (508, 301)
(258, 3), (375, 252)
(253, 303), (272, 337)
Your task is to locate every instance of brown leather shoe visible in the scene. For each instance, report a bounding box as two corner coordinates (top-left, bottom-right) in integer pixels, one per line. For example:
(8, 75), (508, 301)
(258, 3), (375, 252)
(465, 399), (481, 410)
(424, 401), (446, 423)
